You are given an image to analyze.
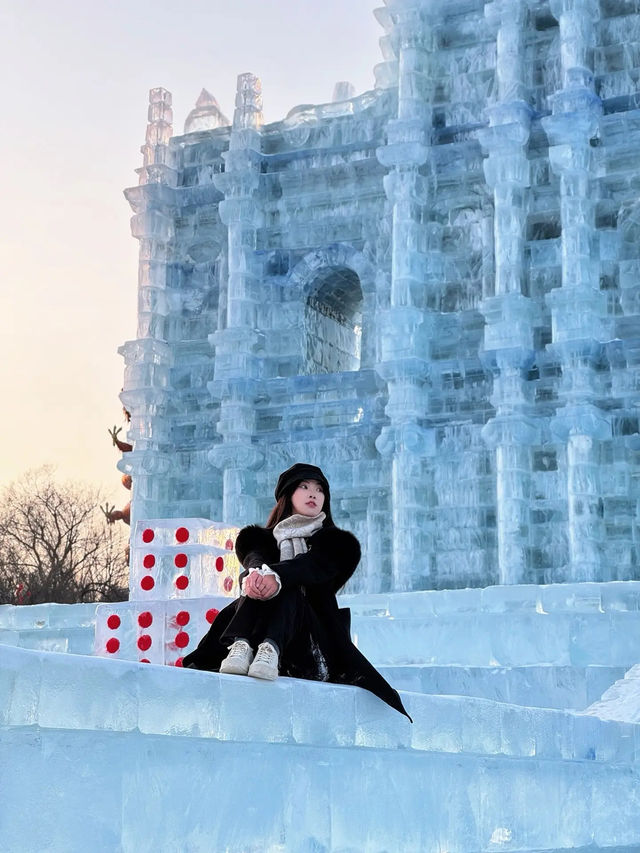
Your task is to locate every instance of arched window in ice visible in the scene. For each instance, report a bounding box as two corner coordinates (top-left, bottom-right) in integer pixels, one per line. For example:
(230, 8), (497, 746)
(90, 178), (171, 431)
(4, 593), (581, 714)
(303, 266), (363, 374)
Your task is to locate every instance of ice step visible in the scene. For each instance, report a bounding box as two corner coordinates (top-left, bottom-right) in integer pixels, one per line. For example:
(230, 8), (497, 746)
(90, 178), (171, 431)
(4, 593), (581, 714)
(0, 602), (98, 630)
(341, 581), (640, 618)
(377, 664), (627, 710)
(2, 645), (640, 853)
(2, 644), (637, 760)
(351, 608), (640, 667)
(0, 602), (97, 655)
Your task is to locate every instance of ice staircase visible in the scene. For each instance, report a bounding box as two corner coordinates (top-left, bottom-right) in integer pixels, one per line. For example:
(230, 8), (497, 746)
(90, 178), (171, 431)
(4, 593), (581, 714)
(3, 581), (640, 852)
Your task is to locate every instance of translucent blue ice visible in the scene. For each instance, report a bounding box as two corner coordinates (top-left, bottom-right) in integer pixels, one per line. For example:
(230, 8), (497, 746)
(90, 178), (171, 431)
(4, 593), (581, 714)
(117, 0), (640, 597)
(5, 0), (640, 849)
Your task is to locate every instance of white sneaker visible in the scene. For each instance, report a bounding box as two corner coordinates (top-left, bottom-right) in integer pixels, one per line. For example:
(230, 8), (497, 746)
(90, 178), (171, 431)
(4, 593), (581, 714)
(247, 641), (279, 681)
(219, 640), (254, 675)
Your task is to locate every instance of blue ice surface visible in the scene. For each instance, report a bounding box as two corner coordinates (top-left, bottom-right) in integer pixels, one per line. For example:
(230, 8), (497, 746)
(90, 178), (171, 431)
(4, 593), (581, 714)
(7, 0), (640, 847)
(117, 0), (640, 600)
(2, 581), (640, 851)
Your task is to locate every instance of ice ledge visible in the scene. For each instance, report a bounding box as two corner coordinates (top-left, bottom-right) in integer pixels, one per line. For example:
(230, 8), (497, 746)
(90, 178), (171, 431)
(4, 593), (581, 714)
(1, 644), (638, 763)
(341, 580), (640, 617)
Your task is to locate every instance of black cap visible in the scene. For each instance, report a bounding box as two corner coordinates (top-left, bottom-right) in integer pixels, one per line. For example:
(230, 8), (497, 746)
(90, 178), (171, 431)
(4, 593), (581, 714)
(274, 463), (330, 502)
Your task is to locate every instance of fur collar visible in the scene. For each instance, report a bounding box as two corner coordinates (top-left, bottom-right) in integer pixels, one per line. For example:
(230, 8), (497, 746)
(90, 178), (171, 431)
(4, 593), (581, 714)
(234, 523), (361, 591)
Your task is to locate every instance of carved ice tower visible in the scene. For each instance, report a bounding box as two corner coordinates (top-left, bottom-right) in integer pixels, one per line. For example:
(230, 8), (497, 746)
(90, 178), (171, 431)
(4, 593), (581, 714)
(119, 1), (640, 592)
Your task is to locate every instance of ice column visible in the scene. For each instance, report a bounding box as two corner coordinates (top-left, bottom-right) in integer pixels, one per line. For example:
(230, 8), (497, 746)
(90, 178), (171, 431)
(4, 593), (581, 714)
(618, 202), (640, 319)
(372, 4), (399, 91)
(616, 203), (640, 485)
(479, 1), (539, 584)
(376, 2), (436, 590)
(121, 88), (176, 531)
(208, 74), (265, 524)
(542, 0), (611, 581)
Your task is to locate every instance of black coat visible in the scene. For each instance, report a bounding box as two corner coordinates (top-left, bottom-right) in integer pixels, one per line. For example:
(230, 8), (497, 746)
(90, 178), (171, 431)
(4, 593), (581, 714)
(183, 524), (411, 721)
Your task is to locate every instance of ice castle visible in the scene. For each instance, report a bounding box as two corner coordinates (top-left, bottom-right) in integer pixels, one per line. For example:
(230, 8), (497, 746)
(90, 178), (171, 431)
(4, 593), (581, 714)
(119, 0), (640, 596)
(3, 1), (640, 850)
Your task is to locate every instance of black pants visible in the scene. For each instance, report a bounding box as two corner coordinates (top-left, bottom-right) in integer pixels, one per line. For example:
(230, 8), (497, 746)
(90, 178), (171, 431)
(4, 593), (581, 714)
(220, 587), (306, 654)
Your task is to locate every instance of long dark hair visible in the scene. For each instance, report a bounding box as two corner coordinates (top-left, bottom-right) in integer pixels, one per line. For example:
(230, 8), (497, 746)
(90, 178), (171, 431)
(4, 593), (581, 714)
(265, 481), (335, 529)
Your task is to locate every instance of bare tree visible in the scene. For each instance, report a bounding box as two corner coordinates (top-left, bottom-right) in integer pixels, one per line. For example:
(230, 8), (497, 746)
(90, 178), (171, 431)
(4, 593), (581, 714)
(0, 468), (129, 605)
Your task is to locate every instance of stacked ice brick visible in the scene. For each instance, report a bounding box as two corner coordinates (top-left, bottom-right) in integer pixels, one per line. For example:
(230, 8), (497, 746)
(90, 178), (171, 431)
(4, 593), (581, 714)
(94, 519), (240, 666)
(120, 0), (640, 595)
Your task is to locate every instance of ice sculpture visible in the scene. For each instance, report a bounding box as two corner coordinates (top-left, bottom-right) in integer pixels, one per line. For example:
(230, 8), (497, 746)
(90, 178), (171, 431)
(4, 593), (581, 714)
(93, 518), (239, 666)
(5, 2), (640, 850)
(118, 4), (639, 600)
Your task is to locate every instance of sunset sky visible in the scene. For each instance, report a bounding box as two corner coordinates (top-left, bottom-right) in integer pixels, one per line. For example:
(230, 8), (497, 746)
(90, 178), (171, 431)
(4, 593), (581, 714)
(0, 0), (382, 504)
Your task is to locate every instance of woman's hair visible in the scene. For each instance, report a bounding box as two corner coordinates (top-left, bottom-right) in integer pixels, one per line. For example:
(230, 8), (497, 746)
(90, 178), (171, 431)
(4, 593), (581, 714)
(265, 479), (335, 529)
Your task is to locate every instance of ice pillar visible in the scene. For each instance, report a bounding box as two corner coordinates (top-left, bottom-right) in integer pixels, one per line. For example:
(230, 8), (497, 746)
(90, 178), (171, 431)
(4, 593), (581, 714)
(542, 0), (612, 581)
(208, 74), (265, 524)
(375, 3), (436, 590)
(479, 2), (539, 584)
(121, 88), (177, 532)
(482, 357), (539, 584)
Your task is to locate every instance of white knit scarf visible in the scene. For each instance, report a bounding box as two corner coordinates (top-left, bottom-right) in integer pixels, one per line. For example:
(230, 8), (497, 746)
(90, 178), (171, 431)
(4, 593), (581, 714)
(272, 512), (326, 560)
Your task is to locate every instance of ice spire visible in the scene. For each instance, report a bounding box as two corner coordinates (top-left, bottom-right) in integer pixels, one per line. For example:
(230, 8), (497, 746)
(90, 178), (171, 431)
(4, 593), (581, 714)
(332, 81), (356, 102)
(232, 72), (263, 131)
(184, 89), (230, 134)
(208, 71), (265, 522)
(138, 87), (173, 185)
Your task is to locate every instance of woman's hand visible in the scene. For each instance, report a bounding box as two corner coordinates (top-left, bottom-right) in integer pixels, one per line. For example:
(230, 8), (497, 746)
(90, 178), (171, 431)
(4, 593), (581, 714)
(244, 572), (279, 600)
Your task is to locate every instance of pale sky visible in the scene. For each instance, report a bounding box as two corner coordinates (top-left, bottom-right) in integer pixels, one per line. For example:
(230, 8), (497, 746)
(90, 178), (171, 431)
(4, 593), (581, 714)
(0, 0), (383, 504)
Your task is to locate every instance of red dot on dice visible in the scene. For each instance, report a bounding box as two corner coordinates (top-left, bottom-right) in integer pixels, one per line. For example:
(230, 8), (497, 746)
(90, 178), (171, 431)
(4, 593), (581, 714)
(174, 553), (188, 568)
(176, 610), (190, 626)
(138, 611), (153, 628)
(175, 575), (189, 590)
(225, 538), (234, 550)
(137, 634), (152, 651)
(175, 526), (189, 543)
(142, 528), (154, 543)
(143, 554), (155, 569)
(140, 658), (150, 664)
(107, 615), (121, 630)
(223, 576), (234, 592)
(106, 638), (120, 654)
(205, 608), (219, 623)
(175, 631), (189, 648)
(215, 556), (224, 572)
(174, 658), (184, 667)
(140, 575), (155, 591)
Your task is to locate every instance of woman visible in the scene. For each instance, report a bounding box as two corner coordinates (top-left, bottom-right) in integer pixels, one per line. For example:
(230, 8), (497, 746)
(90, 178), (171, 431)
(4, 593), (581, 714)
(183, 463), (411, 720)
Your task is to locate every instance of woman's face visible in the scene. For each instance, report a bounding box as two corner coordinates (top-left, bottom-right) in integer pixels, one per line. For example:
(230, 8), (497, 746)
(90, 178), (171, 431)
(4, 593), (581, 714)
(291, 479), (325, 517)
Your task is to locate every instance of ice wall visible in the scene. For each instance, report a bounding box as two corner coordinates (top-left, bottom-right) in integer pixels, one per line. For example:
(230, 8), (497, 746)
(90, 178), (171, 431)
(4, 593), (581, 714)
(118, 0), (640, 595)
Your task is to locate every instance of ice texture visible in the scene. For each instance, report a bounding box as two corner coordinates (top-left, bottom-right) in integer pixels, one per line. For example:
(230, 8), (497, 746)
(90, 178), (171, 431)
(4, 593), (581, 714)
(94, 596), (229, 666)
(8, 0), (640, 849)
(2, 581), (640, 849)
(0, 602), (97, 655)
(129, 518), (241, 600)
(119, 0), (640, 595)
(584, 663), (640, 723)
(2, 643), (640, 852)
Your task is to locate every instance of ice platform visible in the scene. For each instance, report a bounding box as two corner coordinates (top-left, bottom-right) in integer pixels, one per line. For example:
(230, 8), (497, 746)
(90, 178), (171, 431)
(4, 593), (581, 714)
(2, 643), (640, 853)
(2, 581), (640, 850)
